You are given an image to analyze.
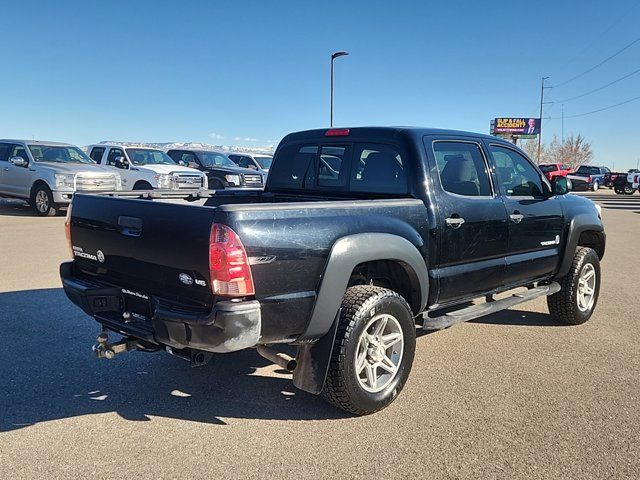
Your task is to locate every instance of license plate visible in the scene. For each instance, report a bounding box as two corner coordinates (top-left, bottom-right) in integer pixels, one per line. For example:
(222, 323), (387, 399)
(122, 290), (152, 320)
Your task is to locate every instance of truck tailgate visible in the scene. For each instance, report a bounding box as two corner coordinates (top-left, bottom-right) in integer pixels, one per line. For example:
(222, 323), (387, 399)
(69, 194), (216, 309)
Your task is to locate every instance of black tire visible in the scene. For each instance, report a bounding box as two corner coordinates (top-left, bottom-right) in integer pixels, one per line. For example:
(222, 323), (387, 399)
(322, 285), (416, 415)
(209, 179), (225, 191)
(623, 184), (635, 195)
(30, 184), (59, 216)
(591, 181), (599, 191)
(133, 181), (153, 190)
(614, 186), (624, 195)
(547, 247), (600, 325)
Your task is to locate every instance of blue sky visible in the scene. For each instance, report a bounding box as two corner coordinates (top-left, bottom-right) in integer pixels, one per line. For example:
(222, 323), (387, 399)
(1, 0), (639, 169)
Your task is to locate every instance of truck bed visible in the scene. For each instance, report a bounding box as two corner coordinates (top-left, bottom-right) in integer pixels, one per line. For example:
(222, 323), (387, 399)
(68, 191), (427, 343)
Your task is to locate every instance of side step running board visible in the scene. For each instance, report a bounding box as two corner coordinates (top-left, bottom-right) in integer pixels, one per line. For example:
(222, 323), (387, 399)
(422, 282), (561, 331)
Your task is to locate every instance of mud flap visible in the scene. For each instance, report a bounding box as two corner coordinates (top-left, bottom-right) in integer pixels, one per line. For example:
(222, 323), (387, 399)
(292, 310), (341, 395)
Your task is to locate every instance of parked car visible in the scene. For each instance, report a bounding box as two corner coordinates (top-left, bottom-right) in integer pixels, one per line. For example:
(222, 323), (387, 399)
(628, 170), (640, 193)
(167, 149), (265, 190)
(61, 127), (605, 415)
(538, 163), (572, 181)
(567, 165), (610, 191)
(604, 171), (624, 188)
(227, 152), (273, 173)
(87, 143), (207, 191)
(612, 169), (639, 195)
(0, 140), (121, 216)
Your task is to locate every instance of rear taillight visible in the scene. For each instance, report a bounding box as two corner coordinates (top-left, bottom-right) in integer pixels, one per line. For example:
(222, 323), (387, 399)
(635, 175), (639, 183)
(65, 203), (73, 258)
(209, 224), (254, 297)
(587, 176), (592, 183)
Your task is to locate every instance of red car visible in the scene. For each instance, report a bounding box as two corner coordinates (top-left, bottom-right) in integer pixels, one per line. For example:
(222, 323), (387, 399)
(539, 163), (573, 181)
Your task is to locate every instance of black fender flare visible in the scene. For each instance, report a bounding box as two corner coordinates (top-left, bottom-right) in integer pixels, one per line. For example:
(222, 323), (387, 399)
(556, 213), (605, 278)
(292, 232), (428, 394)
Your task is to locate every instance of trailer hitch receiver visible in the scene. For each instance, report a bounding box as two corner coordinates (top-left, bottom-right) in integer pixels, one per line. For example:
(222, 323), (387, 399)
(93, 333), (139, 359)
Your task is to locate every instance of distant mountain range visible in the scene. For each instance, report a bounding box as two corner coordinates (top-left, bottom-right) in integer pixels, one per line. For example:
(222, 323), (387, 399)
(93, 141), (275, 154)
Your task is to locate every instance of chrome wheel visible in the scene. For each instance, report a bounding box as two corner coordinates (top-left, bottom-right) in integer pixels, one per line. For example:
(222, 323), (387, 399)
(576, 263), (596, 312)
(355, 313), (404, 393)
(35, 190), (49, 213)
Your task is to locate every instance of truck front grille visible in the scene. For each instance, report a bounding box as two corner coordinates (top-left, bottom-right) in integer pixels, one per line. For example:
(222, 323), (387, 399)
(175, 174), (204, 189)
(242, 174), (263, 187)
(75, 175), (118, 191)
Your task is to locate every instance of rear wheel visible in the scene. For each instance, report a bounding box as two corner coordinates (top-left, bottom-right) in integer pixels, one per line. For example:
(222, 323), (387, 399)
(592, 181), (599, 191)
(31, 184), (59, 216)
(548, 247), (600, 325)
(623, 184), (635, 195)
(322, 285), (416, 415)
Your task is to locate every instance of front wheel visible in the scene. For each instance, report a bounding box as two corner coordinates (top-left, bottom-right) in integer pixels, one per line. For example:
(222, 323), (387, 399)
(623, 184), (636, 195)
(322, 285), (416, 415)
(31, 185), (59, 216)
(548, 247), (600, 325)
(133, 181), (153, 190)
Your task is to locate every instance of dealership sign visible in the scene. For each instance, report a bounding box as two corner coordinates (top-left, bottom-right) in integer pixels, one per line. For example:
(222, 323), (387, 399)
(491, 117), (541, 136)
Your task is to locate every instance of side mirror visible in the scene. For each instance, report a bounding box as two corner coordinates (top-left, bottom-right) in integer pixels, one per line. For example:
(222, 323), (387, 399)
(178, 160), (188, 167)
(9, 156), (28, 167)
(551, 176), (572, 195)
(114, 156), (129, 169)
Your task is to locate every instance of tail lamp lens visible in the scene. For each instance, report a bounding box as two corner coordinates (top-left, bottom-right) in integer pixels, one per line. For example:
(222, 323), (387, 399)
(65, 203), (73, 258)
(209, 224), (254, 296)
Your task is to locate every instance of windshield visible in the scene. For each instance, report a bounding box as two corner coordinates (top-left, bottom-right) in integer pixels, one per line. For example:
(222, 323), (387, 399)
(538, 164), (556, 173)
(126, 148), (176, 166)
(197, 152), (237, 168)
(29, 145), (95, 164)
(254, 156), (273, 169)
(576, 166), (600, 175)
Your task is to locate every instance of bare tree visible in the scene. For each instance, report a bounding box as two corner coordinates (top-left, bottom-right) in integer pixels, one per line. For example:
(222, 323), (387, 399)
(555, 134), (593, 169)
(521, 134), (593, 169)
(520, 139), (548, 164)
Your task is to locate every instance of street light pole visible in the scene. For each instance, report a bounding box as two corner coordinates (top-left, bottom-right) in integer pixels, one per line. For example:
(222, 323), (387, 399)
(330, 51), (349, 127)
(538, 76), (550, 163)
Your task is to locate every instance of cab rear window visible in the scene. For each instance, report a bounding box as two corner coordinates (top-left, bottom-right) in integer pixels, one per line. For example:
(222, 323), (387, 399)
(269, 142), (408, 195)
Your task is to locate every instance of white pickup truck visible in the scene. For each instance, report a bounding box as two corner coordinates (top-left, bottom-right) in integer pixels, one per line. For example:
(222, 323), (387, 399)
(0, 140), (121, 216)
(87, 143), (207, 191)
(629, 170), (640, 192)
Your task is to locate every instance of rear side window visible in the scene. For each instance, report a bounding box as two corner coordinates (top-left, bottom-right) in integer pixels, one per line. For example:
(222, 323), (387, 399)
(0, 143), (11, 161)
(433, 141), (491, 197)
(350, 144), (407, 194)
(90, 147), (105, 163)
(269, 144), (318, 189)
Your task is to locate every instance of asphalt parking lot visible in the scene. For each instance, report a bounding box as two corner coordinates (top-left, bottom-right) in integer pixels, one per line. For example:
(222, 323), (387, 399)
(1, 191), (639, 479)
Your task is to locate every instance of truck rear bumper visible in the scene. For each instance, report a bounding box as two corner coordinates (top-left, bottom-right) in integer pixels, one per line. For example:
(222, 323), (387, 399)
(60, 261), (261, 353)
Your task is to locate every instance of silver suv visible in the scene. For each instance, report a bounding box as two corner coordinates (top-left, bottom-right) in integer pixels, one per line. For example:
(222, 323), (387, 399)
(0, 140), (121, 216)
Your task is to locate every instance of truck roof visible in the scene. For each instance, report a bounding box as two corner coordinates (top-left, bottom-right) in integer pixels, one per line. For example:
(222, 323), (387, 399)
(167, 147), (229, 155)
(88, 143), (162, 150)
(0, 139), (75, 146)
(280, 126), (502, 143)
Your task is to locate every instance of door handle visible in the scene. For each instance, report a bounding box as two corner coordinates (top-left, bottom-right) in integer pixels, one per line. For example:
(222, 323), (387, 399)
(509, 212), (524, 223)
(445, 216), (465, 228)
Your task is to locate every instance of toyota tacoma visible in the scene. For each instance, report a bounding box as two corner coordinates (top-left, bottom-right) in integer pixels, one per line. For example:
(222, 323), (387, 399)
(60, 127), (605, 415)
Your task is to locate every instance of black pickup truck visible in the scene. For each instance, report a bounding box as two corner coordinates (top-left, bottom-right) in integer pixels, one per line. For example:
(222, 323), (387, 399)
(60, 127), (605, 415)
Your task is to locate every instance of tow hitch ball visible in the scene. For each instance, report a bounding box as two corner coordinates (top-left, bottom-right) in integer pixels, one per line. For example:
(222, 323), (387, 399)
(93, 333), (139, 359)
